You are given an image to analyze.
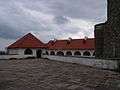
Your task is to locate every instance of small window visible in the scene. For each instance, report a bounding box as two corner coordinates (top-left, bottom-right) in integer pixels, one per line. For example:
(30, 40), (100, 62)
(24, 48), (33, 55)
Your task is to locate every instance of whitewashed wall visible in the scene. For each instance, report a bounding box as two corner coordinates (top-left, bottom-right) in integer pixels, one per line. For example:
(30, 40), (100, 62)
(43, 55), (119, 70)
(0, 55), (19, 59)
(0, 54), (35, 59)
(46, 49), (95, 57)
(3, 48), (46, 59)
(8, 48), (19, 54)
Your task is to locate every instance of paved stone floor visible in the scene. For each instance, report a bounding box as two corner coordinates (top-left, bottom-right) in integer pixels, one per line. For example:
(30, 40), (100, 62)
(0, 59), (120, 90)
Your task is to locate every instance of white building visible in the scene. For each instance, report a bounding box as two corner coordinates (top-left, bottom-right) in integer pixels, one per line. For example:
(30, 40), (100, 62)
(7, 33), (95, 59)
(4, 33), (119, 71)
(7, 33), (46, 59)
(46, 37), (95, 57)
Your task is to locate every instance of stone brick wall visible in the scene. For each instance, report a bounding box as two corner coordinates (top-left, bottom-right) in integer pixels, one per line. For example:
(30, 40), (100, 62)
(95, 0), (120, 59)
(94, 23), (104, 58)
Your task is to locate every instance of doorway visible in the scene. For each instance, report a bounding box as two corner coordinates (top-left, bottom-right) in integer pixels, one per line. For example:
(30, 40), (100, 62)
(37, 50), (42, 58)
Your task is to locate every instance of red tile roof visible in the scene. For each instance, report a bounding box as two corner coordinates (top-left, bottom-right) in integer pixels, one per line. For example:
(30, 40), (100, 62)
(46, 38), (95, 50)
(8, 33), (46, 48)
(7, 33), (95, 50)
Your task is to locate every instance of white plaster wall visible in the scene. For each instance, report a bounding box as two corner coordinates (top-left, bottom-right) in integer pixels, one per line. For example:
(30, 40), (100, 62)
(19, 48), (35, 57)
(8, 49), (18, 54)
(0, 55), (20, 59)
(7, 48), (46, 58)
(46, 49), (95, 57)
(43, 55), (119, 70)
(19, 48), (46, 58)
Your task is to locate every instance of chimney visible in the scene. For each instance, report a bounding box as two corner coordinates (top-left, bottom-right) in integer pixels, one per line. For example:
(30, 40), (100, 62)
(52, 38), (57, 45)
(83, 36), (88, 44)
(54, 38), (57, 43)
(67, 37), (72, 44)
(68, 37), (72, 41)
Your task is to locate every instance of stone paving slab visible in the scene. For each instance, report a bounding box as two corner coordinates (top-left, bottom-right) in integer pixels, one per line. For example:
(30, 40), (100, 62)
(0, 59), (120, 90)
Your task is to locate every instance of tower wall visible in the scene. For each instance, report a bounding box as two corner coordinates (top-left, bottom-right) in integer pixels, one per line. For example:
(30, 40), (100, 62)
(94, 24), (104, 58)
(95, 0), (120, 59)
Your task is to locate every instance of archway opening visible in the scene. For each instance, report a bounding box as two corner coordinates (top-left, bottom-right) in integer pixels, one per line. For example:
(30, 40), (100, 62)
(57, 51), (64, 56)
(74, 51), (81, 56)
(50, 51), (55, 55)
(37, 50), (42, 58)
(93, 52), (95, 56)
(46, 51), (49, 55)
(66, 51), (72, 56)
(83, 51), (90, 56)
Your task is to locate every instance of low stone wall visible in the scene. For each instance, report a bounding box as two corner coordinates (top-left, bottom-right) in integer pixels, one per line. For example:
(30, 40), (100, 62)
(0, 55), (20, 59)
(0, 55), (35, 59)
(43, 55), (119, 70)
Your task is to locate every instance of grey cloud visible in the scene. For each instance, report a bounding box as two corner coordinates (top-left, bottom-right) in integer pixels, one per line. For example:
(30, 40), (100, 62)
(54, 16), (69, 24)
(13, 0), (107, 22)
(0, 1), (53, 39)
(42, 0), (107, 22)
(0, 22), (23, 39)
(0, 0), (106, 42)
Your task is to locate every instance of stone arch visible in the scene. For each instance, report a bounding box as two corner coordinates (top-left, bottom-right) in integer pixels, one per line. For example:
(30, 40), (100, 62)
(74, 51), (81, 56)
(66, 51), (72, 56)
(57, 51), (64, 56)
(83, 51), (90, 56)
(50, 51), (55, 55)
(46, 51), (49, 55)
(24, 48), (33, 55)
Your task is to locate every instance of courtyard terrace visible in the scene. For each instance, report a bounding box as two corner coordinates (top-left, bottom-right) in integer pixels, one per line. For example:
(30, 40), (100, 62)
(0, 59), (120, 90)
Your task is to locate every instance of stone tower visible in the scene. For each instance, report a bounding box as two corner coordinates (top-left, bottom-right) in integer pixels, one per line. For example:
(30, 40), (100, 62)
(95, 0), (120, 59)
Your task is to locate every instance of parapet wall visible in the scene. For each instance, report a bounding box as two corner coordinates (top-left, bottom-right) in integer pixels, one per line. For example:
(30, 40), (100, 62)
(0, 54), (35, 59)
(43, 55), (119, 71)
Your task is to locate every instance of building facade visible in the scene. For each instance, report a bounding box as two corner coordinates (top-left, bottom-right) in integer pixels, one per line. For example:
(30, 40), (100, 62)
(7, 33), (46, 58)
(46, 38), (95, 57)
(7, 33), (95, 59)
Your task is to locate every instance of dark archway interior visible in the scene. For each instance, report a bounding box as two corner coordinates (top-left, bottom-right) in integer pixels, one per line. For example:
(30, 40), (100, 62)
(83, 51), (90, 56)
(24, 48), (33, 55)
(50, 51), (55, 55)
(57, 51), (64, 56)
(66, 51), (72, 56)
(74, 51), (81, 56)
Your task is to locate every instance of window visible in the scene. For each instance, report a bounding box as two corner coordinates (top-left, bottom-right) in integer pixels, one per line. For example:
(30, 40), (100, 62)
(57, 51), (64, 56)
(66, 51), (72, 56)
(24, 48), (33, 55)
(74, 51), (81, 56)
(50, 51), (55, 55)
(83, 51), (90, 56)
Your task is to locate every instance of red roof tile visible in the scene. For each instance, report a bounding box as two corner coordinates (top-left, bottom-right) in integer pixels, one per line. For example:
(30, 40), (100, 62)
(46, 38), (95, 50)
(8, 33), (46, 48)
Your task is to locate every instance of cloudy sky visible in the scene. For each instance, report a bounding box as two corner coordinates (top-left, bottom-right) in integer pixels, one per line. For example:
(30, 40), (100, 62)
(0, 0), (107, 50)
